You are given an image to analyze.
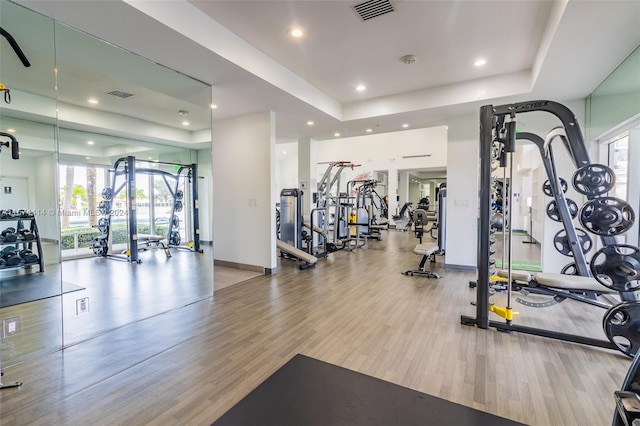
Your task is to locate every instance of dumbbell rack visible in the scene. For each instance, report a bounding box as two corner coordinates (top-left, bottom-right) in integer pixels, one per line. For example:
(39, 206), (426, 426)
(0, 214), (44, 273)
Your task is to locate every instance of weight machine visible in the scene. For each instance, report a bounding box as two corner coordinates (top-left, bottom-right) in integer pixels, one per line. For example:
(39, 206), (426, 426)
(91, 156), (202, 263)
(461, 100), (640, 357)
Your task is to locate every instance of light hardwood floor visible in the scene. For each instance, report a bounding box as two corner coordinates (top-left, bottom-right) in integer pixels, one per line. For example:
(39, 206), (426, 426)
(0, 230), (630, 425)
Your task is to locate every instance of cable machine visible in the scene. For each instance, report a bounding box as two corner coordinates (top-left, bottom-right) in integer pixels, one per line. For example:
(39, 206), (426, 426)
(92, 156), (202, 263)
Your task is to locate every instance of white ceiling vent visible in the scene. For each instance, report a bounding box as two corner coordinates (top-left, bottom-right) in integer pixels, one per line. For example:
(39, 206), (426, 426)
(107, 90), (134, 99)
(352, 0), (395, 21)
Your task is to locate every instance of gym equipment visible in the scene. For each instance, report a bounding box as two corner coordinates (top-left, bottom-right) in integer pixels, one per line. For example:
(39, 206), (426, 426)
(18, 249), (38, 264)
(1, 227), (17, 242)
(572, 163), (616, 196)
(603, 301), (640, 358)
(613, 350), (640, 425)
(461, 100), (630, 355)
(0, 215), (44, 272)
(101, 187), (113, 200)
(93, 156), (202, 263)
(169, 230), (181, 246)
(542, 177), (567, 196)
(0, 132), (20, 160)
(276, 239), (318, 270)
(92, 237), (108, 257)
(590, 244), (640, 292)
(560, 262), (578, 275)
(279, 188), (328, 263)
(546, 199), (578, 222)
(553, 228), (592, 256)
(402, 208), (442, 278)
(579, 197), (635, 236)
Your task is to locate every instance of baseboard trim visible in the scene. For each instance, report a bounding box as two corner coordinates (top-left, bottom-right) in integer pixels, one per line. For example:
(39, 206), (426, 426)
(214, 259), (264, 273)
(445, 263), (476, 271)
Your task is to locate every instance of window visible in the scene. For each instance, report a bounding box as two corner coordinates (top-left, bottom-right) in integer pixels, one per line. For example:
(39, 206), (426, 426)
(608, 133), (629, 200)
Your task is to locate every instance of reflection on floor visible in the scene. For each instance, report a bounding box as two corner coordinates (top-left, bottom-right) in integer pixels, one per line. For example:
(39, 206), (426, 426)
(214, 266), (263, 292)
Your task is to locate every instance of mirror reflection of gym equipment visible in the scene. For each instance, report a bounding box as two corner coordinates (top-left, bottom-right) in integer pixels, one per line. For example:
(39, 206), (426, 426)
(92, 156), (203, 264)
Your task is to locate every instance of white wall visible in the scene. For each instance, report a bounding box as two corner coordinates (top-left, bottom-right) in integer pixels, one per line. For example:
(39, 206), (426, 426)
(275, 142), (298, 196)
(212, 111), (276, 271)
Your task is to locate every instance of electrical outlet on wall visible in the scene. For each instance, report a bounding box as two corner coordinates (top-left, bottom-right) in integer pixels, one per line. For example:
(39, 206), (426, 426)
(2, 316), (21, 338)
(76, 297), (90, 315)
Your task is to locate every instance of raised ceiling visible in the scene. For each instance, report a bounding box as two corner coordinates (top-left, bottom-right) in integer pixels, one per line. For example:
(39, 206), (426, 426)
(11, 0), (640, 142)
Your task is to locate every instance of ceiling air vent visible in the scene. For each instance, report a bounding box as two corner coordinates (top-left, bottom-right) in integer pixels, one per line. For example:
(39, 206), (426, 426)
(107, 90), (134, 99)
(352, 0), (395, 21)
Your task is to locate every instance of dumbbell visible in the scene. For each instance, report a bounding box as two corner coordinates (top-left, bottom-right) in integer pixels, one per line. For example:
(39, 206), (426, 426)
(1, 227), (18, 242)
(19, 249), (38, 264)
(18, 229), (35, 241)
(1, 247), (21, 266)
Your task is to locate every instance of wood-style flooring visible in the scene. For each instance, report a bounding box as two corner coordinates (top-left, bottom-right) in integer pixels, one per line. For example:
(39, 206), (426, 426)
(0, 230), (631, 426)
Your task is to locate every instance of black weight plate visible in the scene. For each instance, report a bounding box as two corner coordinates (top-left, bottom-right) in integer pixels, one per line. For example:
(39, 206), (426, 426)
(572, 163), (616, 196)
(172, 215), (180, 228)
(553, 228), (592, 257)
(169, 231), (181, 246)
(546, 199), (579, 222)
(603, 301), (640, 358)
(92, 237), (108, 257)
(98, 217), (109, 234)
(174, 200), (183, 213)
(542, 178), (568, 197)
(590, 244), (640, 292)
(101, 187), (114, 200)
(560, 262), (578, 275)
(175, 190), (184, 200)
(579, 197), (635, 236)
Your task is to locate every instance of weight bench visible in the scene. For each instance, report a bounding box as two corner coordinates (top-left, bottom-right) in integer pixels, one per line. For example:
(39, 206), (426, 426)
(277, 239), (318, 270)
(496, 270), (614, 308)
(402, 243), (441, 278)
(137, 234), (171, 258)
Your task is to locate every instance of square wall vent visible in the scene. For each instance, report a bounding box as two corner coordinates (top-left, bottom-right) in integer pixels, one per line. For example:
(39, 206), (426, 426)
(352, 0), (395, 21)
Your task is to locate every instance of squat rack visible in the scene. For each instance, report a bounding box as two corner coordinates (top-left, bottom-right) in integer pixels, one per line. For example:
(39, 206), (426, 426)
(95, 156), (202, 263)
(460, 100), (632, 351)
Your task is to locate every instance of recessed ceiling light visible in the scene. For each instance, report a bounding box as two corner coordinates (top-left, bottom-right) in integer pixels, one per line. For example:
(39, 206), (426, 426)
(87, 140), (94, 145)
(148, 157), (153, 160)
(182, 121), (190, 126)
(356, 84), (366, 92)
(7, 128), (15, 133)
(85, 156), (91, 160)
(282, 150), (287, 154)
(210, 104), (218, 109)
(307, 121), (314, 126)
(334, 132), (341, 137)
(366, 128), (373, 133)
(402, 123), (409, 128)
(289, 27), (304, 38)
(88, 98), (99, 104)
(474, 58), (487, 67)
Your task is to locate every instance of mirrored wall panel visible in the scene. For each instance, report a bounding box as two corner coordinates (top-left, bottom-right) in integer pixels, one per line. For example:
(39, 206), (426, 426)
(1, 0), (213, 366)
(53, 22), (213, 346)
(0, 0), (61, 367)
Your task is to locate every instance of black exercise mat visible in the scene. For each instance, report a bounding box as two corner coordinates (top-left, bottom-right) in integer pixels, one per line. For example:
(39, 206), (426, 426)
(1, 275), (84, 308)
(212, 354), (527, 426)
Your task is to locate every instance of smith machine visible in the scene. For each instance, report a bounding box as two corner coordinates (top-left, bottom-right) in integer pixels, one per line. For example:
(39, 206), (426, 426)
(461, 100), (640, 357)
(92, 156), (203, 263)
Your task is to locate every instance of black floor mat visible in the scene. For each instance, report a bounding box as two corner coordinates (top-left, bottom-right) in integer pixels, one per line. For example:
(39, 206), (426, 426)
(212, 354), (526, 426)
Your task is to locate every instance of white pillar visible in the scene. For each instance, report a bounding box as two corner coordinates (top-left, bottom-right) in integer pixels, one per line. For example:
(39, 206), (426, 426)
(388, 168), (398, 222)
(399, 172), (409, 207)
(297, 137), (316, 217)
